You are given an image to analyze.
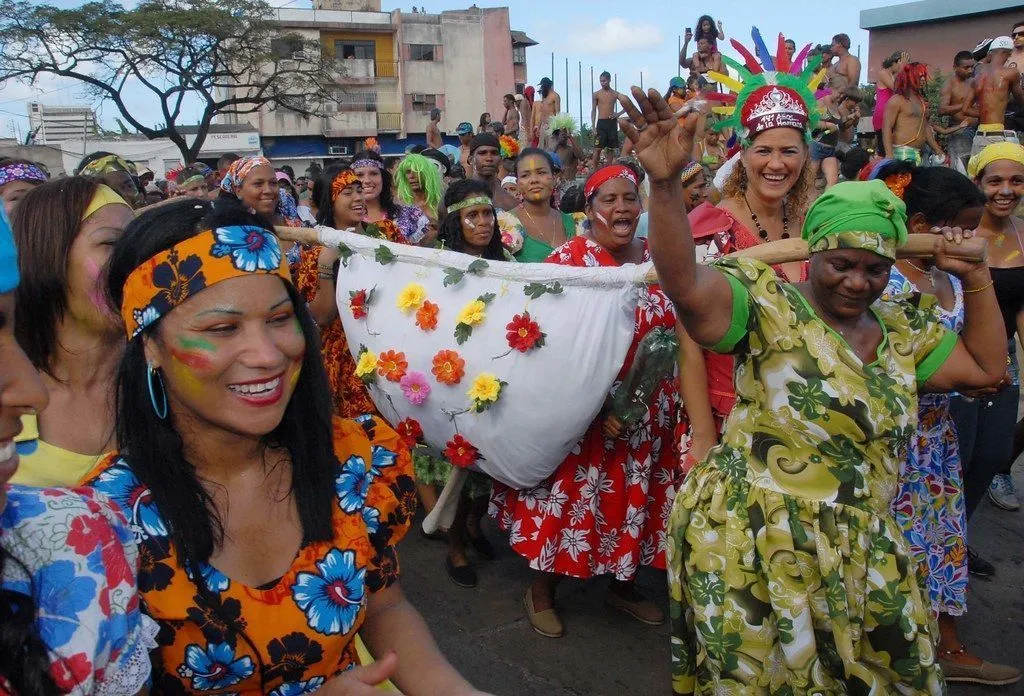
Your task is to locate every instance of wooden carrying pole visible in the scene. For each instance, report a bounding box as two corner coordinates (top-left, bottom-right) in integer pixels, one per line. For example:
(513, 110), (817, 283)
(274, 228), (988, 286)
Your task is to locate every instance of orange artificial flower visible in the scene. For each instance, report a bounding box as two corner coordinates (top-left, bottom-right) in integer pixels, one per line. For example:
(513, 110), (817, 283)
(431, 350), (465, 386)
(377, 349), (408, 382)
(416, 300), (439, 331)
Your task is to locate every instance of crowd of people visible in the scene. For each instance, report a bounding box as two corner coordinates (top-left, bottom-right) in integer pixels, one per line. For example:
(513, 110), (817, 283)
(0, 10), (1023, 696)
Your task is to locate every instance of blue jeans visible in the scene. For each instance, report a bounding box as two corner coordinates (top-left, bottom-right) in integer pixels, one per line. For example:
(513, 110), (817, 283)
(950, 384), (1020, 519)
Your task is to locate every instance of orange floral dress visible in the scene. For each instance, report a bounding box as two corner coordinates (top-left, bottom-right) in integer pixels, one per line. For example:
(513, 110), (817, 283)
(81, 416), (417, 694)
(295, 220), (402, 418)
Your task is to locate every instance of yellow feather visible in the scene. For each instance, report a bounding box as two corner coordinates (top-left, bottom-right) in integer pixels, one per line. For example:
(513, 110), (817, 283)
(713, 106), (734, 115)
(709, 72), (744, 94)
(808, 68), (827, 91)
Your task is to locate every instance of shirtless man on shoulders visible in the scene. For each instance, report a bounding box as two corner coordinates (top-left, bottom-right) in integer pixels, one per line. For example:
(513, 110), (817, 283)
(940, 51), (979, 169)
(963, 36), (1024, 154)
(882, 61), (945, 164)
(533, 78), (561, 150)
(590, 71), (620, 169)
(680, 31), (723, 81)
(827, 34), (861, 94)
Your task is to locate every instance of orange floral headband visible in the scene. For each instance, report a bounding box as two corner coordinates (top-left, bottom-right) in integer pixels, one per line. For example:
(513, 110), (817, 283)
(883, 172), (912, 200)
(120, 226), (291, 339)
(330, 170), (360, 202)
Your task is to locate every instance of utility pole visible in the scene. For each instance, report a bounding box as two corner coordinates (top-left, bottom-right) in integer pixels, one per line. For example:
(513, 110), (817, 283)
(550, 52), (554, 85)
(578, 61), (583, 129)
(678, 35), (682, 76)
(565, 57), (569, 117)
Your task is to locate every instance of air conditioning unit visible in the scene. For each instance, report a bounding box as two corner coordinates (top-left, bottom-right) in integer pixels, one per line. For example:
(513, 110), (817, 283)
(328, 145), (349, 156)
(411, 93), (427, 102)
(291, 51), (308, 61)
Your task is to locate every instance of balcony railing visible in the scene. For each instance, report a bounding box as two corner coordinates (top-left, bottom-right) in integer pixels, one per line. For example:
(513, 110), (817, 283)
(375, 61), (398, 79)
(377, 112), (402, 132)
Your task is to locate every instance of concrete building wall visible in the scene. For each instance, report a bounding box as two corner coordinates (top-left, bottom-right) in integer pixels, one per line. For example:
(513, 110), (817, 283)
(439, 14), (487, 133)
(27, 103), (99, 145)
(865, 7), (1022, 82)
(481, 8), (515, 125)
(0, 144), (66, 176)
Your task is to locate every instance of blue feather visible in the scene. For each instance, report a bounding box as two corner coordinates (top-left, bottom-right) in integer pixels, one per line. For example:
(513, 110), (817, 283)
(751, 27), (775, 72)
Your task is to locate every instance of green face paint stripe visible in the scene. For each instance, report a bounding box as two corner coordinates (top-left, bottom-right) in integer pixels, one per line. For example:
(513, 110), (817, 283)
(178, 336), (216, 352)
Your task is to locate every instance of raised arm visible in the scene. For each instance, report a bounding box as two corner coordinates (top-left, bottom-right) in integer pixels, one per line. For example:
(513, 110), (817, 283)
(679, 34), (692, 69)
(922, 230), (1007, 391)
(618, 87), (734, 346)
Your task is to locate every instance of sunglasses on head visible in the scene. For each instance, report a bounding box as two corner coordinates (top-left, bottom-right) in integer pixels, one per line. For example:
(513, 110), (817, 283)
(1014, 31), (1024, 38)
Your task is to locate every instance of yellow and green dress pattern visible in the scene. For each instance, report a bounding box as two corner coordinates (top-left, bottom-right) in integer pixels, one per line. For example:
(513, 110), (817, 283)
(667, 257), (955, 695)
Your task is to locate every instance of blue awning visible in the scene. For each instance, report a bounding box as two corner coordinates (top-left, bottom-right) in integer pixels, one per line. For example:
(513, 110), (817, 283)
(261, 136), (328, 158)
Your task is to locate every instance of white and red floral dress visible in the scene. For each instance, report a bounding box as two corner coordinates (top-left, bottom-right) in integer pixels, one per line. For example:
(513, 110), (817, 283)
(490, 236), (682, 580)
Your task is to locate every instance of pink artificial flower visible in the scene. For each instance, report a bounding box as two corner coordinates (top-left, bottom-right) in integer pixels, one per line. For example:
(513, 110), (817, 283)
(399, 371), (431, 406)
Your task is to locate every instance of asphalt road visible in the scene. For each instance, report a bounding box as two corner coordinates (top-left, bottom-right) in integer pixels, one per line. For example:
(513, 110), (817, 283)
(398, 464), (1024, 696)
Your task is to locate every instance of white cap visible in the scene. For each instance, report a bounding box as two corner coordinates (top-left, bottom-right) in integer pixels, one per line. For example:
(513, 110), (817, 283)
(990, 36), (1014, 51)
(501, 175), (518, 186)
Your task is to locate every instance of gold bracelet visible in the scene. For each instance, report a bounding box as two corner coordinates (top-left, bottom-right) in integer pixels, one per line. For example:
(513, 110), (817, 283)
(963, 280), (994, 294)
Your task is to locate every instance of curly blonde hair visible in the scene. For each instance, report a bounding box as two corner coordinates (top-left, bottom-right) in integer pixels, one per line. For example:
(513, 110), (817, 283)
(721, 150), (813, 222)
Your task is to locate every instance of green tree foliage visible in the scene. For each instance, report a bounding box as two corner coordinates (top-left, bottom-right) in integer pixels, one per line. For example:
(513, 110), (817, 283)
(0, 0), (346, 161)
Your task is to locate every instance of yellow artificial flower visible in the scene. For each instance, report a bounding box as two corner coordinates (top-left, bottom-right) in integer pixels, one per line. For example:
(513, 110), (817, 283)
(457, 299), (487, 326)
(396, 283), (427, 313)
(355, 350), (378, 378)
(467, 373), (501, 403)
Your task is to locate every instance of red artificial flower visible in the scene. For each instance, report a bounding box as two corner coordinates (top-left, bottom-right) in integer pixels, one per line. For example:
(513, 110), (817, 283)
(505, 312), (545, 352)
(416, 300), (439, 331)
(444, 434), (479, 469)
(396, 418), (424, 448)
(377, 350), (408, 382)
(350, 289), (368, 319)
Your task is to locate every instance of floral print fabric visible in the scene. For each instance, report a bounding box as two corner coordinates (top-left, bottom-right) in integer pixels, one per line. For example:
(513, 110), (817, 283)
(884, 266), (968, 616)
(0, 485), (158, 695)
(81, 416), (416, 694)
(490, 236), (682, 580)
(667, 257), (954, 694)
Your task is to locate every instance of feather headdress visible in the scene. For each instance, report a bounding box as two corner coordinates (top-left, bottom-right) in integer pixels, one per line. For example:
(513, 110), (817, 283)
(547, 113), (578, 138)
(707, 27), (825, 146)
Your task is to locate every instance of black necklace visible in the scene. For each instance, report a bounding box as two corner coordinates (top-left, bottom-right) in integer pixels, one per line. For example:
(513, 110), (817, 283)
(744, 194), (789, 240)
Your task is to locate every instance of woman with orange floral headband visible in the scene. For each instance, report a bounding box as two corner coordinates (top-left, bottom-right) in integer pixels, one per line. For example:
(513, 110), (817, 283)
(80, 198), (492, 696)
(295, 165), (404, 417)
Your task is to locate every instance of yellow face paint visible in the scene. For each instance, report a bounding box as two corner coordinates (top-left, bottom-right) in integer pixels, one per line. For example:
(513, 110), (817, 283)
(169, 352), (208, 399)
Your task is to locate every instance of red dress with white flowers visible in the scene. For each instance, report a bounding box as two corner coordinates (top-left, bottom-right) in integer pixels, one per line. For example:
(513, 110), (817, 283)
(490, 236), (682, 580)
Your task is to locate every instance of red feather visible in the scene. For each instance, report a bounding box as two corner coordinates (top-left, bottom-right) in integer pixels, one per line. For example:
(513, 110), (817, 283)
(775, 34), (791, 73)
(705, 92), (737, 103)
(730, 39), (764, 74)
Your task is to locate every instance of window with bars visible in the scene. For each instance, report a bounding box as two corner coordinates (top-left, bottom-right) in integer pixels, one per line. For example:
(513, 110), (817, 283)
(408, 44), (435, 61)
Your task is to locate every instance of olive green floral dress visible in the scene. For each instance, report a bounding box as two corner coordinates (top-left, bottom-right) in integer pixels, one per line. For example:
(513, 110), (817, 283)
(667, 258), (957, 695)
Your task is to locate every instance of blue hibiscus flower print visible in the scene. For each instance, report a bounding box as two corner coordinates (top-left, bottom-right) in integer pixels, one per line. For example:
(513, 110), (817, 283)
(90, 461), (168, 541)
(185, 562), (232, 593)
(336, 456), (371, 514)
(151, 248), (206, 315)
(178, 642), (255, 691)
(362, 505), (381, 534)
(0, 487), (47, 527)
(26, 559), (97, 649)
(292, 549), (366, 635)
(211, 225), (283, 272)
(369, 445), (397, 480)
(268, 677), (326, 696)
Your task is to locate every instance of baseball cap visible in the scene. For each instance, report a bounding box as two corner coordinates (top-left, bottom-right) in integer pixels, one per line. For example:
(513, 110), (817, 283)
(456, 122), (473, 136)
(990, 36), (1014, 51)
(973, 38), (993, 59)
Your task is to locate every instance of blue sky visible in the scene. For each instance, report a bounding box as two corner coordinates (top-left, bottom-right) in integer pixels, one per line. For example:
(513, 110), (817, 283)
(0, 0), (891, 139)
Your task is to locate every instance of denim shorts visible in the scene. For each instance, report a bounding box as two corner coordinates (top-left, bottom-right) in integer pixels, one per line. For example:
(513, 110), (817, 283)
(810, 140), (837, 162)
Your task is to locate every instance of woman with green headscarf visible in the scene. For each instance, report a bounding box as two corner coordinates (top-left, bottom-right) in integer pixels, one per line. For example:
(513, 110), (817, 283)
(619, 86), (1006, 693)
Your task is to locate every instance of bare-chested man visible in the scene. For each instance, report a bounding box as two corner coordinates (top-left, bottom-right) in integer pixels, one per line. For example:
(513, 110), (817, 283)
(882, 61), (945, 164)
(426, 108), (443, 149)
(456, 122), (474, 175)
(502, 93), (520, 140)
(964, 36), (1024, 154)
(553, 128), (584, 183)
(590, 71), (620, 169)
(469, 133), (519, 211)
(680, 30), (723, 80)
(940, 51), (978, 169)
(827, 34), (861, 94)
(533, 77), (560, 150)
(1010, 21), (1024, 75)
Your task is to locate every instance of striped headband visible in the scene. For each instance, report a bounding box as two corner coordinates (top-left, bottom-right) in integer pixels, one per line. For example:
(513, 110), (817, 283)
(446, 196), (492, 214)
(351, 158), (383, 170)
(120, 226), (290, 339)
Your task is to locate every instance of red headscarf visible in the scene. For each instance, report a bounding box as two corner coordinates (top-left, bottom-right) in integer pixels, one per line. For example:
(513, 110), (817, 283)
(523, 86), (535, 104)
(584, 165), (639, 200)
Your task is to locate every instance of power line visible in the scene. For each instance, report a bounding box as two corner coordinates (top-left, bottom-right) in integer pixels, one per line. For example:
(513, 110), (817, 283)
(0, 82), (80, 107)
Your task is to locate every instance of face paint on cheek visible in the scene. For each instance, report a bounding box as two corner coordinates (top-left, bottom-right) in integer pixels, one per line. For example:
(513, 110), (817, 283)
(84, 258), (108, 311)
(594, 211), (610, 227)
(168, 352), (210, 399)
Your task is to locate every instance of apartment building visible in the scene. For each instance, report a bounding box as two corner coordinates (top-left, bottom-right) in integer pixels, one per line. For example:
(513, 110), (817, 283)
(27, 102), (99, 145)
(225, 1), (536, 170)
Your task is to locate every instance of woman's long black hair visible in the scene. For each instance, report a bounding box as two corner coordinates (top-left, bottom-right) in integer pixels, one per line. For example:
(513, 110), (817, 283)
(439, 179), (505, 261)
(350, 151), (400, 220)
(0, 550), (60, 694)
(694, 14), (718, 42)
(875, 161), (986, 223)
(106, 199), (337, 573)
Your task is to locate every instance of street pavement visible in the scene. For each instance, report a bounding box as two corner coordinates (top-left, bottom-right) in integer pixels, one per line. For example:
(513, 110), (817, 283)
(399, 464), (1024, 695)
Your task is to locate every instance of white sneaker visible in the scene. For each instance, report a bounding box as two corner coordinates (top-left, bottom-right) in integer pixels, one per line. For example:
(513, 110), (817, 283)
(988, 474), (1020, 511)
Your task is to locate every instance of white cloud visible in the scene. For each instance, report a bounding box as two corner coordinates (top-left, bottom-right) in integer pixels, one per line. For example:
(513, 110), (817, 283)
(566, 18), (663, 55)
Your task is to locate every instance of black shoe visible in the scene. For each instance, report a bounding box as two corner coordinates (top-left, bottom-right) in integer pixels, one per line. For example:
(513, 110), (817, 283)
(419, 526), (448, 543)
(445, 555), (478, 588)
(468, 531), (496, 561)
(967, 546), (995, 578)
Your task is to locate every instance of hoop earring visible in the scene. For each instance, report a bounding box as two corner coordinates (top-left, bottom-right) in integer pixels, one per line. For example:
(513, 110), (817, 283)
(147, 361), (168, 420)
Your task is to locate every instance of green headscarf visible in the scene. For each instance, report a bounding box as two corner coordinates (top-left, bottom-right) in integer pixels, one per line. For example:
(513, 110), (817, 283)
(802, 180), (908, 261)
